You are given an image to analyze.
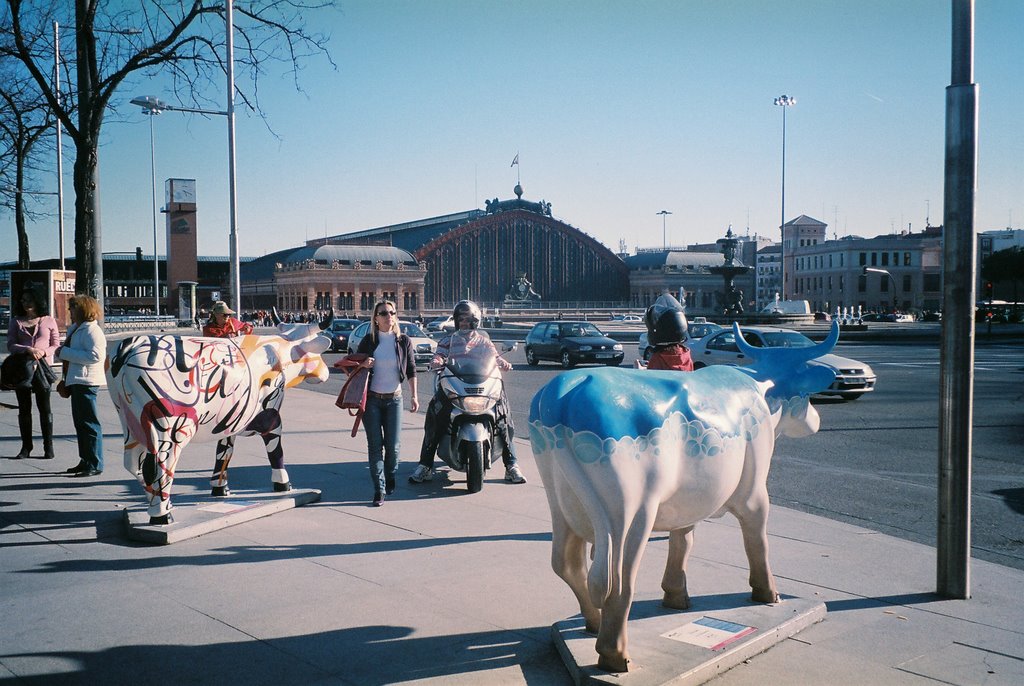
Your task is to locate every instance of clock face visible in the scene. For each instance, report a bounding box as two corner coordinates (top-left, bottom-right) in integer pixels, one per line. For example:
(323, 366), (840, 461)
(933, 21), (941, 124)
(171, 179), (196, 203)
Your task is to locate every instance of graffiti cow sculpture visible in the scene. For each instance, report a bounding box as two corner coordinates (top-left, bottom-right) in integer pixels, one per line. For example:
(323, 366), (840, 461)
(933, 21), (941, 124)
(108, 315), (332, 524)
(529, 322), (840, 672)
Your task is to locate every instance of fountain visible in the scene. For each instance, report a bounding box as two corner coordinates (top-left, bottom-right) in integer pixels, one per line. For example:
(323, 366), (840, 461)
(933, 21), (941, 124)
(709, 226), (752, 316)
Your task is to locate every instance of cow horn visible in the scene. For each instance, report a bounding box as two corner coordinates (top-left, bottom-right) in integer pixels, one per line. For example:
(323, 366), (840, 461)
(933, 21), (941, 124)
(270, 307), (282, 326)
(319, 310), (334, 330)
(811, 320), (841, 357)
(734, 322), (757, 359)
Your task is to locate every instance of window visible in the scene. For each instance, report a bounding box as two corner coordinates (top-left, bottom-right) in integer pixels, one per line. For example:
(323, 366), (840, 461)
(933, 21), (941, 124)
(903, 275), (912, 292)
(858, 275), (867, 292)
(882, 252), (889, 266)
(871, 252), (878, 266)
(859, 253), (866, 266)
(904, 252), (912, 266)
(923, 273), (941, 291)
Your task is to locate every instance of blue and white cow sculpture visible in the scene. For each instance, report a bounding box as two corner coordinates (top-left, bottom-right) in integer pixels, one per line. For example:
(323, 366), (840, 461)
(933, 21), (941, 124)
(529, 322), (840, 672)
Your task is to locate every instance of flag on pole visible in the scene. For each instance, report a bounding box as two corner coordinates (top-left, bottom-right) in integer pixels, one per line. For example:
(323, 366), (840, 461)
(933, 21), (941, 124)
(511, 153), (519, 167)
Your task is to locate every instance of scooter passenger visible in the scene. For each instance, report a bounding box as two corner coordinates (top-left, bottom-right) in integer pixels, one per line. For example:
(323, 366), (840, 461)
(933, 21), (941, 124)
(410, 300), (526, 485)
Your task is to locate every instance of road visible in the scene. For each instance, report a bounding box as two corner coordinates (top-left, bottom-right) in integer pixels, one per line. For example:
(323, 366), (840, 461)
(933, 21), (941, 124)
(318, 338), (1024, 572)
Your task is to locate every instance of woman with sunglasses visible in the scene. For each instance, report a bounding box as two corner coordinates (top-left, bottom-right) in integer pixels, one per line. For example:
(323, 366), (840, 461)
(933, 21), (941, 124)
(350, 301), (419, 506)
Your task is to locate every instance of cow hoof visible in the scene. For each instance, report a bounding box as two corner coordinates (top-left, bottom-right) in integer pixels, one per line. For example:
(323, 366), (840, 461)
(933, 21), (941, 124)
(211, 485), (230, 497)
(149, 513), (174, 526)
(751, 588), (780, 604)
(663, 592), (691, 610)
(273, 481), (293, 492)
(597, 654), (630, 673)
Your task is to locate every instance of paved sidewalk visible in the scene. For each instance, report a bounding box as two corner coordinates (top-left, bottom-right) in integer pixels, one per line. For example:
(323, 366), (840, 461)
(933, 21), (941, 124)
(1, 384), (1022, 685)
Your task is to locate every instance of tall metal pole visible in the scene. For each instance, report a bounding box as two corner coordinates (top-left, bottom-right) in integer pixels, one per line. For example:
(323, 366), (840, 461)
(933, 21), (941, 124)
(937, 0), (977, 599)
(225, 0), (241, 313)
(54, 22), (65, 270)
(775, 95), (796, 300)
(657, 210), (672, 251)
(146, 111), (160, 315)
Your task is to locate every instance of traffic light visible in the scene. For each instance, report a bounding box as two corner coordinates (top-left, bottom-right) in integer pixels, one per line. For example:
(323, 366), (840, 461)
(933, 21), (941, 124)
(985, 281), (994, 298)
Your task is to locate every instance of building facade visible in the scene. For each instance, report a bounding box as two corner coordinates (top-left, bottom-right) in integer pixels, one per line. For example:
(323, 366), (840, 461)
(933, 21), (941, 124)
(789, 223), (943, 314)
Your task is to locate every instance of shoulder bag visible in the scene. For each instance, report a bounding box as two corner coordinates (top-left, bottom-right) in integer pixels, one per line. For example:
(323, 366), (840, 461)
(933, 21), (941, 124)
(334, 353), (370, 437)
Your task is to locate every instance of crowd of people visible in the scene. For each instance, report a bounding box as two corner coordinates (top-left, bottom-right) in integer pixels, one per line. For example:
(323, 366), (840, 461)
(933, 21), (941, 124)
(6, 288), (695, 508)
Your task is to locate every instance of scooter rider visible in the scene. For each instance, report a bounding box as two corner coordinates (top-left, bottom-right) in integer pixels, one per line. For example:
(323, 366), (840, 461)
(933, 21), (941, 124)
(410, 300), (527, 485)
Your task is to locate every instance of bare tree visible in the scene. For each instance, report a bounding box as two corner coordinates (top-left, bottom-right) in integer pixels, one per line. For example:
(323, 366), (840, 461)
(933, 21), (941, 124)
(1, 0), (334, 305)
(0, 56), (57, 269)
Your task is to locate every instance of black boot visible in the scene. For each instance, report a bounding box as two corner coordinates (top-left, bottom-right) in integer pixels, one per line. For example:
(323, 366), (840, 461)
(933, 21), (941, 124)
(16, 413), (32, 459)
(41, 413), (55, 459)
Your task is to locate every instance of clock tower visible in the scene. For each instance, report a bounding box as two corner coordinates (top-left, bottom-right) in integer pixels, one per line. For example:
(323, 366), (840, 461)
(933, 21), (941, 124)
(164, 178), (199, 314)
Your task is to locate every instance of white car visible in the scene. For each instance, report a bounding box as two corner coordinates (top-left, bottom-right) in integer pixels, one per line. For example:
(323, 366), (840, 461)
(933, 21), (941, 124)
(425, 315), (456, 333)
(688, 325), (877, 400)
(347, 320), (437, 366)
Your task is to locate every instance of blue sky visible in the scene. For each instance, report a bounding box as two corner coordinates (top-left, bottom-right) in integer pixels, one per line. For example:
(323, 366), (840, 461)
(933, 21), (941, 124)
(4, 0), (1022, 264)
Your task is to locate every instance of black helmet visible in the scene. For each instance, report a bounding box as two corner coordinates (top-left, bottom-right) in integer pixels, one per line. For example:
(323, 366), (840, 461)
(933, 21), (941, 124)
(453, 300), (482, 329)
(645, 293), (688, 346)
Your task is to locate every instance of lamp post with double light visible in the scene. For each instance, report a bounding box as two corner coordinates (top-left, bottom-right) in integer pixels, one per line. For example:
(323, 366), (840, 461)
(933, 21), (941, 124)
(774, 94), (796, 299)
(129, 1), (239, 312)
(130, 96), (165, 315)
(657, 210), (672, 251)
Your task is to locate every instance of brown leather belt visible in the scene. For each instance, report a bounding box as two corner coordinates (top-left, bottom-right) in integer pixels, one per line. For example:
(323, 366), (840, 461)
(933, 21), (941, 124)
(368, 390), (400, 400)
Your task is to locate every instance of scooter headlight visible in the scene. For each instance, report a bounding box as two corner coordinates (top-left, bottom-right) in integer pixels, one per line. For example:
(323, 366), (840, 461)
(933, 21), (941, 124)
(459, 396), (491, 413)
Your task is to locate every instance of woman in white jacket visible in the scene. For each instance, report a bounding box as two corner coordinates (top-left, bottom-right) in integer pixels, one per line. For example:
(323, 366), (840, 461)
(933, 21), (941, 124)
(55, 295), (107, 476)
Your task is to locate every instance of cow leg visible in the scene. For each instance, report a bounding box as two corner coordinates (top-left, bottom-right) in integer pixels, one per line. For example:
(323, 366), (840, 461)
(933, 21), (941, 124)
(143, 439), (183, 522)
(242, 408), (292, 491)
(251, 409), (291, 491)
(210, 436), (236, 497)
(732, 490), (779, 603)
(595, 505), (656, 673)
(661, 525), (694, 610)
(550, 508), (601, 634)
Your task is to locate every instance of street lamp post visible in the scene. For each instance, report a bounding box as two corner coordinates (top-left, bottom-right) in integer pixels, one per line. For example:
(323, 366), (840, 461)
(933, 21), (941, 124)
(774, 94), (796, 299)
(657, 210), (672, 251)
(128, 3), (240, 313)
(863, 267), (898, 312)
(131, 97), (163, 316)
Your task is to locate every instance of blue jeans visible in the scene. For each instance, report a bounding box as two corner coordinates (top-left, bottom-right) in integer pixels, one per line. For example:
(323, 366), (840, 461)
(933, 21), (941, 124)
(362, 393), (402, 496)
(70, 385), (103, 471)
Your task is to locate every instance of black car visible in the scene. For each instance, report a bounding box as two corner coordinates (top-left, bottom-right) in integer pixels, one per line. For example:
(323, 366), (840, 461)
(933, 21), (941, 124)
(524, 321), (624, 368)
(326, 318), (362, 352)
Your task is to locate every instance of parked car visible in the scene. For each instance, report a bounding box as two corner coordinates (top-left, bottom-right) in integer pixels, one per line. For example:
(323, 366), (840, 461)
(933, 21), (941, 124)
(426, 315), (456, 333)
(687, 321), (723, 340)
(688, 325), (877, 400)
(325, 318), (362, 352)
(813, 311), (832, 321)
(524, 320), (624, 368)
(621, 314), (643, 322)
(347, 320), (437, 366)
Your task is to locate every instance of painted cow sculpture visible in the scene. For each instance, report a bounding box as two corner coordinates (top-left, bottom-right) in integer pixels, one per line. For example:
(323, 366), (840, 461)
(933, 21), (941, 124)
(529, 322), (840, 672)
(108, 315), (332, 524)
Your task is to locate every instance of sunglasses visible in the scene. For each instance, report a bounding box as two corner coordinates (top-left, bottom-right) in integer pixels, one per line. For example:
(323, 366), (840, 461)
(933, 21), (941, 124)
(376, 310), (396, 316)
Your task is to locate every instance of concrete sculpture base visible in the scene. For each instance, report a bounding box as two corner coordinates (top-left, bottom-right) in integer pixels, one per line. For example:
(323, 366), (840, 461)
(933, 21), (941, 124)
(552, 595), (826, 686)
(123, 488), (321, 545)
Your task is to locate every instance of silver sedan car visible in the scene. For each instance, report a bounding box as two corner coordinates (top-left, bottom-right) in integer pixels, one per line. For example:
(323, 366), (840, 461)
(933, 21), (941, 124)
(688, 325), (877, 400)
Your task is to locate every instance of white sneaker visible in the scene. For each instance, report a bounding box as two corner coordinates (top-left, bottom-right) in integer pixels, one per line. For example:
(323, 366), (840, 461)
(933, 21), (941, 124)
(409, 465), (434, 483)
(505, 465), (527, 484)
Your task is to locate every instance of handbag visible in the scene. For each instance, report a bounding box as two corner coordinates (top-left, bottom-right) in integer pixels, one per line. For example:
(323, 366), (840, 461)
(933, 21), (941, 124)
(56, 326), (76, 399)
(1, 352), (35, 390)
(334, 353), (370, 437)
